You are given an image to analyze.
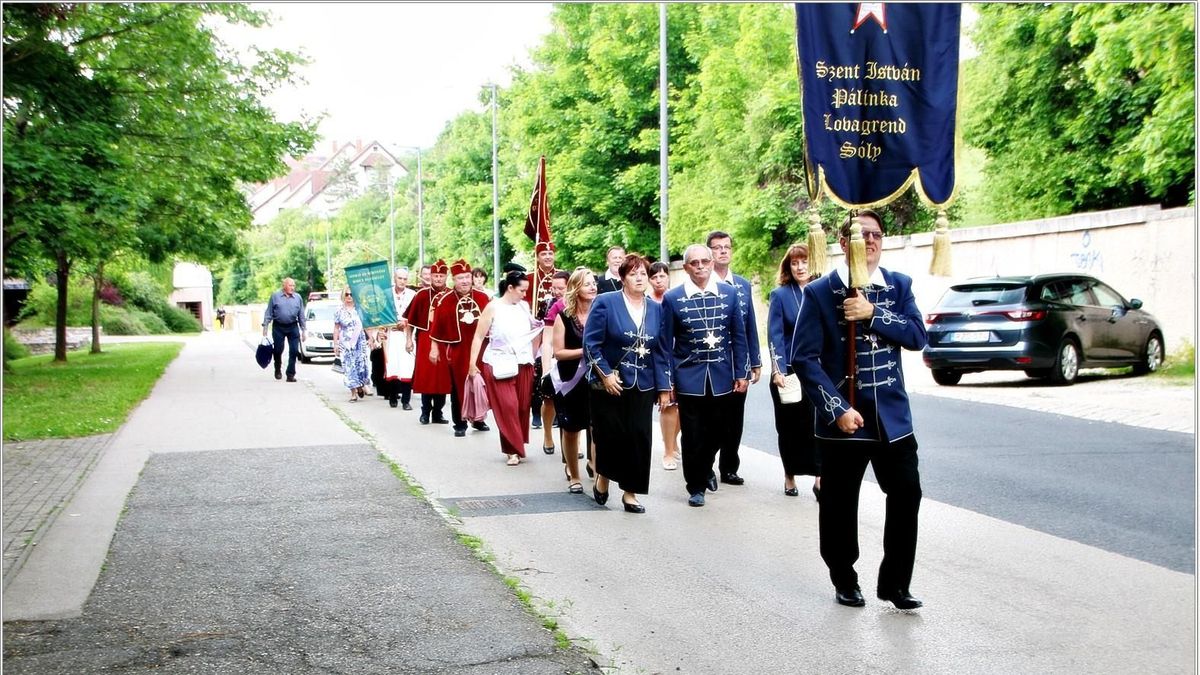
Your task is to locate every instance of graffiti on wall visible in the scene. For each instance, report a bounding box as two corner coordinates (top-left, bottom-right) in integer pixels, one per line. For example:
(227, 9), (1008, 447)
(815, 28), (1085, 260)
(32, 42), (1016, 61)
(1069, 230), (1104, 273)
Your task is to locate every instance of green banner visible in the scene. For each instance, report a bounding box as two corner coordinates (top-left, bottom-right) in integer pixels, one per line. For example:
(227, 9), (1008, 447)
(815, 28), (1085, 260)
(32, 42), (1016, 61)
(344, 260), (397, 328)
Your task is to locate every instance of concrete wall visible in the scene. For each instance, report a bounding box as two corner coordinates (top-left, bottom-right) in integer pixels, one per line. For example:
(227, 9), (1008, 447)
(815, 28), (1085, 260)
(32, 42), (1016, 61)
(821, 205), (1195, 352)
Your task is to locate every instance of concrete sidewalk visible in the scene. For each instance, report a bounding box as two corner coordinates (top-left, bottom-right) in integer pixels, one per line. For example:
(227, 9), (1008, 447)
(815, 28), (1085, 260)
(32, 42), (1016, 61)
(2, 332), (599, 674)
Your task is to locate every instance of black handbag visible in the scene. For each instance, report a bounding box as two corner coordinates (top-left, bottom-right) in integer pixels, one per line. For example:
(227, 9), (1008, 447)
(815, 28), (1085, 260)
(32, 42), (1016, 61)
(255, 338), (273, 369)
(331, 357), (344, 374)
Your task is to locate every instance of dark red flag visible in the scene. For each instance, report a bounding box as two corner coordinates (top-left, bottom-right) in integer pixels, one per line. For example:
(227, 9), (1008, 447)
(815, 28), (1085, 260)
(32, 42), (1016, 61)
(523, 156), (551, 244)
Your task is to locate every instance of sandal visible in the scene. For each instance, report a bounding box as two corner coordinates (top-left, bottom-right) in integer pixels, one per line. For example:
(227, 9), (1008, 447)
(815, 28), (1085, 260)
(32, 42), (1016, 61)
(506, 454), (520, 466)
(543, 445), (556, 455)
(568, 482), (584, 494)
(349, 396), (358, 403)
(662, 457), (678, 470)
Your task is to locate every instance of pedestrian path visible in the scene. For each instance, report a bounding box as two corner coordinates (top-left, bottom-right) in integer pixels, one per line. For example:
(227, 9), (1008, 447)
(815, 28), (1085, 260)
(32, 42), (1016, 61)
(2, 434), (111, 586)
(306, 346), (1195, 674)
(4, 330), (1193, 674)
(2, 332), (599, 674)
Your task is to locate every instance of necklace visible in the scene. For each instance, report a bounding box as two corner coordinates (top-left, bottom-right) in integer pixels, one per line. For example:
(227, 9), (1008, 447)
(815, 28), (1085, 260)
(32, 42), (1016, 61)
(692, 286), (723, 350)
(456, 291), (481, 325)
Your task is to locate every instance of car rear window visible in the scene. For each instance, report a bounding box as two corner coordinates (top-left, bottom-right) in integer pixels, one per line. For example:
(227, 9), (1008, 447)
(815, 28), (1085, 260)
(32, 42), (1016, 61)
(940, 284), (1028, 308)
(306, 304), (338, 321)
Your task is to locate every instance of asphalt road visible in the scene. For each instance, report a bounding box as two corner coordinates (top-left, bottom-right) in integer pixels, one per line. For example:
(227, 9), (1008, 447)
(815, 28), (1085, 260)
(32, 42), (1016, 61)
(741, 379), (1196, 573)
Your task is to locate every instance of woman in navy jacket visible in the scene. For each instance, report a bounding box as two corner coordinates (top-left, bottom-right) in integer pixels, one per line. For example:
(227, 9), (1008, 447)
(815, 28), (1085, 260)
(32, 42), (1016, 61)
(583, 253), (670, 514)
(767, 243), (820, 499)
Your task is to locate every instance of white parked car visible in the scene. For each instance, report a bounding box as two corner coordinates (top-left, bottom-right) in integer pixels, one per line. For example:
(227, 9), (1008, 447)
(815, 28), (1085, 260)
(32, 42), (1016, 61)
(299, 300), (340, 363)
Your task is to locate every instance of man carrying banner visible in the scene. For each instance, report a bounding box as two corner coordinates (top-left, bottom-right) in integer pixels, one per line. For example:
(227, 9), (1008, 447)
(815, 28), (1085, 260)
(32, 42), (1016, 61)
(405, 259), (453, 424)
(792, 3), (961, 609)
(527, 241), (564, 433)
(430, 259), (492, 438)
(386, 266), (417, 410)
(791, 211), (926, 609)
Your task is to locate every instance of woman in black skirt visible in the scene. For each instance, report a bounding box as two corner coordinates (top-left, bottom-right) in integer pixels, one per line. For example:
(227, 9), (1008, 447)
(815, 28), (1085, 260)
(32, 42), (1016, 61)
(582, 253), (669, 514)
(767, 243), (821, 499)
(551, 268), (597, 494)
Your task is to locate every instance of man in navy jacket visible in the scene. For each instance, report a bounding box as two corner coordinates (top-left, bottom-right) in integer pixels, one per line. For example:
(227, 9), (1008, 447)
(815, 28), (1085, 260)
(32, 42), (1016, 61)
(791, 210), (927, 610)
(659, 244), (749, 507)
(707, 230), (762, 486)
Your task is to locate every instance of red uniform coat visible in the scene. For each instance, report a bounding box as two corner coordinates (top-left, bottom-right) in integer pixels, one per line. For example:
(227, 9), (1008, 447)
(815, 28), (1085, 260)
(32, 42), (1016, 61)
(405, 286), (453, 394)
(430, 288), (491, 394)
(525, 266), (564, 320)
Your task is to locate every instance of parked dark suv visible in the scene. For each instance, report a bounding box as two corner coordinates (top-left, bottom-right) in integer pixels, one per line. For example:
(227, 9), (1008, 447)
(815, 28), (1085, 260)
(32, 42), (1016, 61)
(922, 274), (1164, 386)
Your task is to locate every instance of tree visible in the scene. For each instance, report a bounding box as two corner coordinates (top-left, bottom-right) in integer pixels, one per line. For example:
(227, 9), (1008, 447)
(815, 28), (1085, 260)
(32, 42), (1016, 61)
(962, 3), (1194, 222)
(3, 3), (317, 359)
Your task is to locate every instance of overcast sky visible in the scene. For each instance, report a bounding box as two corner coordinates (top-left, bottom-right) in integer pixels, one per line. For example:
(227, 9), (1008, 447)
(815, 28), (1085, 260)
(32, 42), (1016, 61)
(220, 3), (555, 152)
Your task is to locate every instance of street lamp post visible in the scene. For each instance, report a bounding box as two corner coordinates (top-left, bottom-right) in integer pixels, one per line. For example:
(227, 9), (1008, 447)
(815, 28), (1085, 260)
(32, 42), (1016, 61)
(489, 83), (499, 280)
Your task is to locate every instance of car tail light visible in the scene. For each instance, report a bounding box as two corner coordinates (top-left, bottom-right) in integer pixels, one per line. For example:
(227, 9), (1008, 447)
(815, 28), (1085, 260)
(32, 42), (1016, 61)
(981, 310), (1046, 321)
(1015, 356), (1032, 364)
(925, 312), (956, 324)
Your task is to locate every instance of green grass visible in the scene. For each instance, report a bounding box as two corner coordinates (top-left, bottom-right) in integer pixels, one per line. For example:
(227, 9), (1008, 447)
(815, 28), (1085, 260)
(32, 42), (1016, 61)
(2, 342), (183, 441)
(1154, 341), (1195, 383)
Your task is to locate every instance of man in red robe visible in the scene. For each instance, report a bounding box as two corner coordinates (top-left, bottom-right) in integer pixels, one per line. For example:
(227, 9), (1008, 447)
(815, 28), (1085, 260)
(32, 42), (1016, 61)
(404, 259), (452, 424)
(525, 240), (565, 432)
(430, 259), (492, 438)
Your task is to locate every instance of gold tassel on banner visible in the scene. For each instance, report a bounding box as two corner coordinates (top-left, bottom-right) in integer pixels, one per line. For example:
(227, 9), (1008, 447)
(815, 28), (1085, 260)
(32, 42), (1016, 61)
(807, 208), (828, 278)
(847, 214), (870, 289)
(929, 208), (952, 277)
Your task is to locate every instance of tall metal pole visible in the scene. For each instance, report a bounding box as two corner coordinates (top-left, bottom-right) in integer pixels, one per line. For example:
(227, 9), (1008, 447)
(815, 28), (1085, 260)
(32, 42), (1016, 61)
(490, 83), (500, 279)
(416, 148), (425, 267)
(658, 3), (669, 263)
(325, 219), (332, 287)
(388, 181), (395, 270)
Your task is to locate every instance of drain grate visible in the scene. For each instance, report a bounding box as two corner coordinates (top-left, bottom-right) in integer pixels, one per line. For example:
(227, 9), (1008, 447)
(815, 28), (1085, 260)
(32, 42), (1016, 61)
(442, 492), (604, 518)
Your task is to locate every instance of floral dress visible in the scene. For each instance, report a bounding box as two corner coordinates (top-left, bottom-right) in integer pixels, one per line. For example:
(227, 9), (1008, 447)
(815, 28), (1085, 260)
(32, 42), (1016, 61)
(334, 306), (371, 389)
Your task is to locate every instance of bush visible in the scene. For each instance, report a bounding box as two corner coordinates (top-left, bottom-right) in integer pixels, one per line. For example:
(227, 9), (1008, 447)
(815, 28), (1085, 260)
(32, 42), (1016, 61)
(160, 304), (201, 333)
(18, 281), (94, 326)
(4, 328), (31, 368)
(98, 305), (170, 335)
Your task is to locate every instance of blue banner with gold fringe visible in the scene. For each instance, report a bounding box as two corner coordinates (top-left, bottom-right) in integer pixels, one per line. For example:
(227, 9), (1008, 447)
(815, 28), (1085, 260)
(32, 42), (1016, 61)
(795, 3), (961, 208)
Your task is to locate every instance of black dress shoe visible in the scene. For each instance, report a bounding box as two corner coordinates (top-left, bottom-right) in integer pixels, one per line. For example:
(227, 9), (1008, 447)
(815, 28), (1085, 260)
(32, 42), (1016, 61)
(720, 472), (745, 485)
(419, 413), (430, 425)
(707, 472), (719, 492)
(472, 422), (490, 431)
(622, 500), (646, 514)
(274, 369), (282, 380)
(389, 400), (398, 408)
(453, 428), (466, 438)
(813, 484), (821, 502)
(593, 485), (609, 506)
(835, 587), (866, 607)
(286, 375), (297, 382)
(687, 492), (705, 507)
(784, 485), (800, 497)
(877, 589), (923, 610)
(431, 416), (450, 424)
(401, 402), (413, 410)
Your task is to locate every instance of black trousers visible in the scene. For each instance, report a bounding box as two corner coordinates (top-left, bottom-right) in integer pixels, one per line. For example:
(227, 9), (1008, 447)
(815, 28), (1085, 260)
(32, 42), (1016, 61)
(449, 377), (466, 431)
(717, 390), (747, 475)
(817, 435), (921, 593)
(421, 394), (446, 417)
(397, 381), (412, 406)
(769, 381), (819, 476)
(677, 389), (731, 496)
(271, 323), (300, 376)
